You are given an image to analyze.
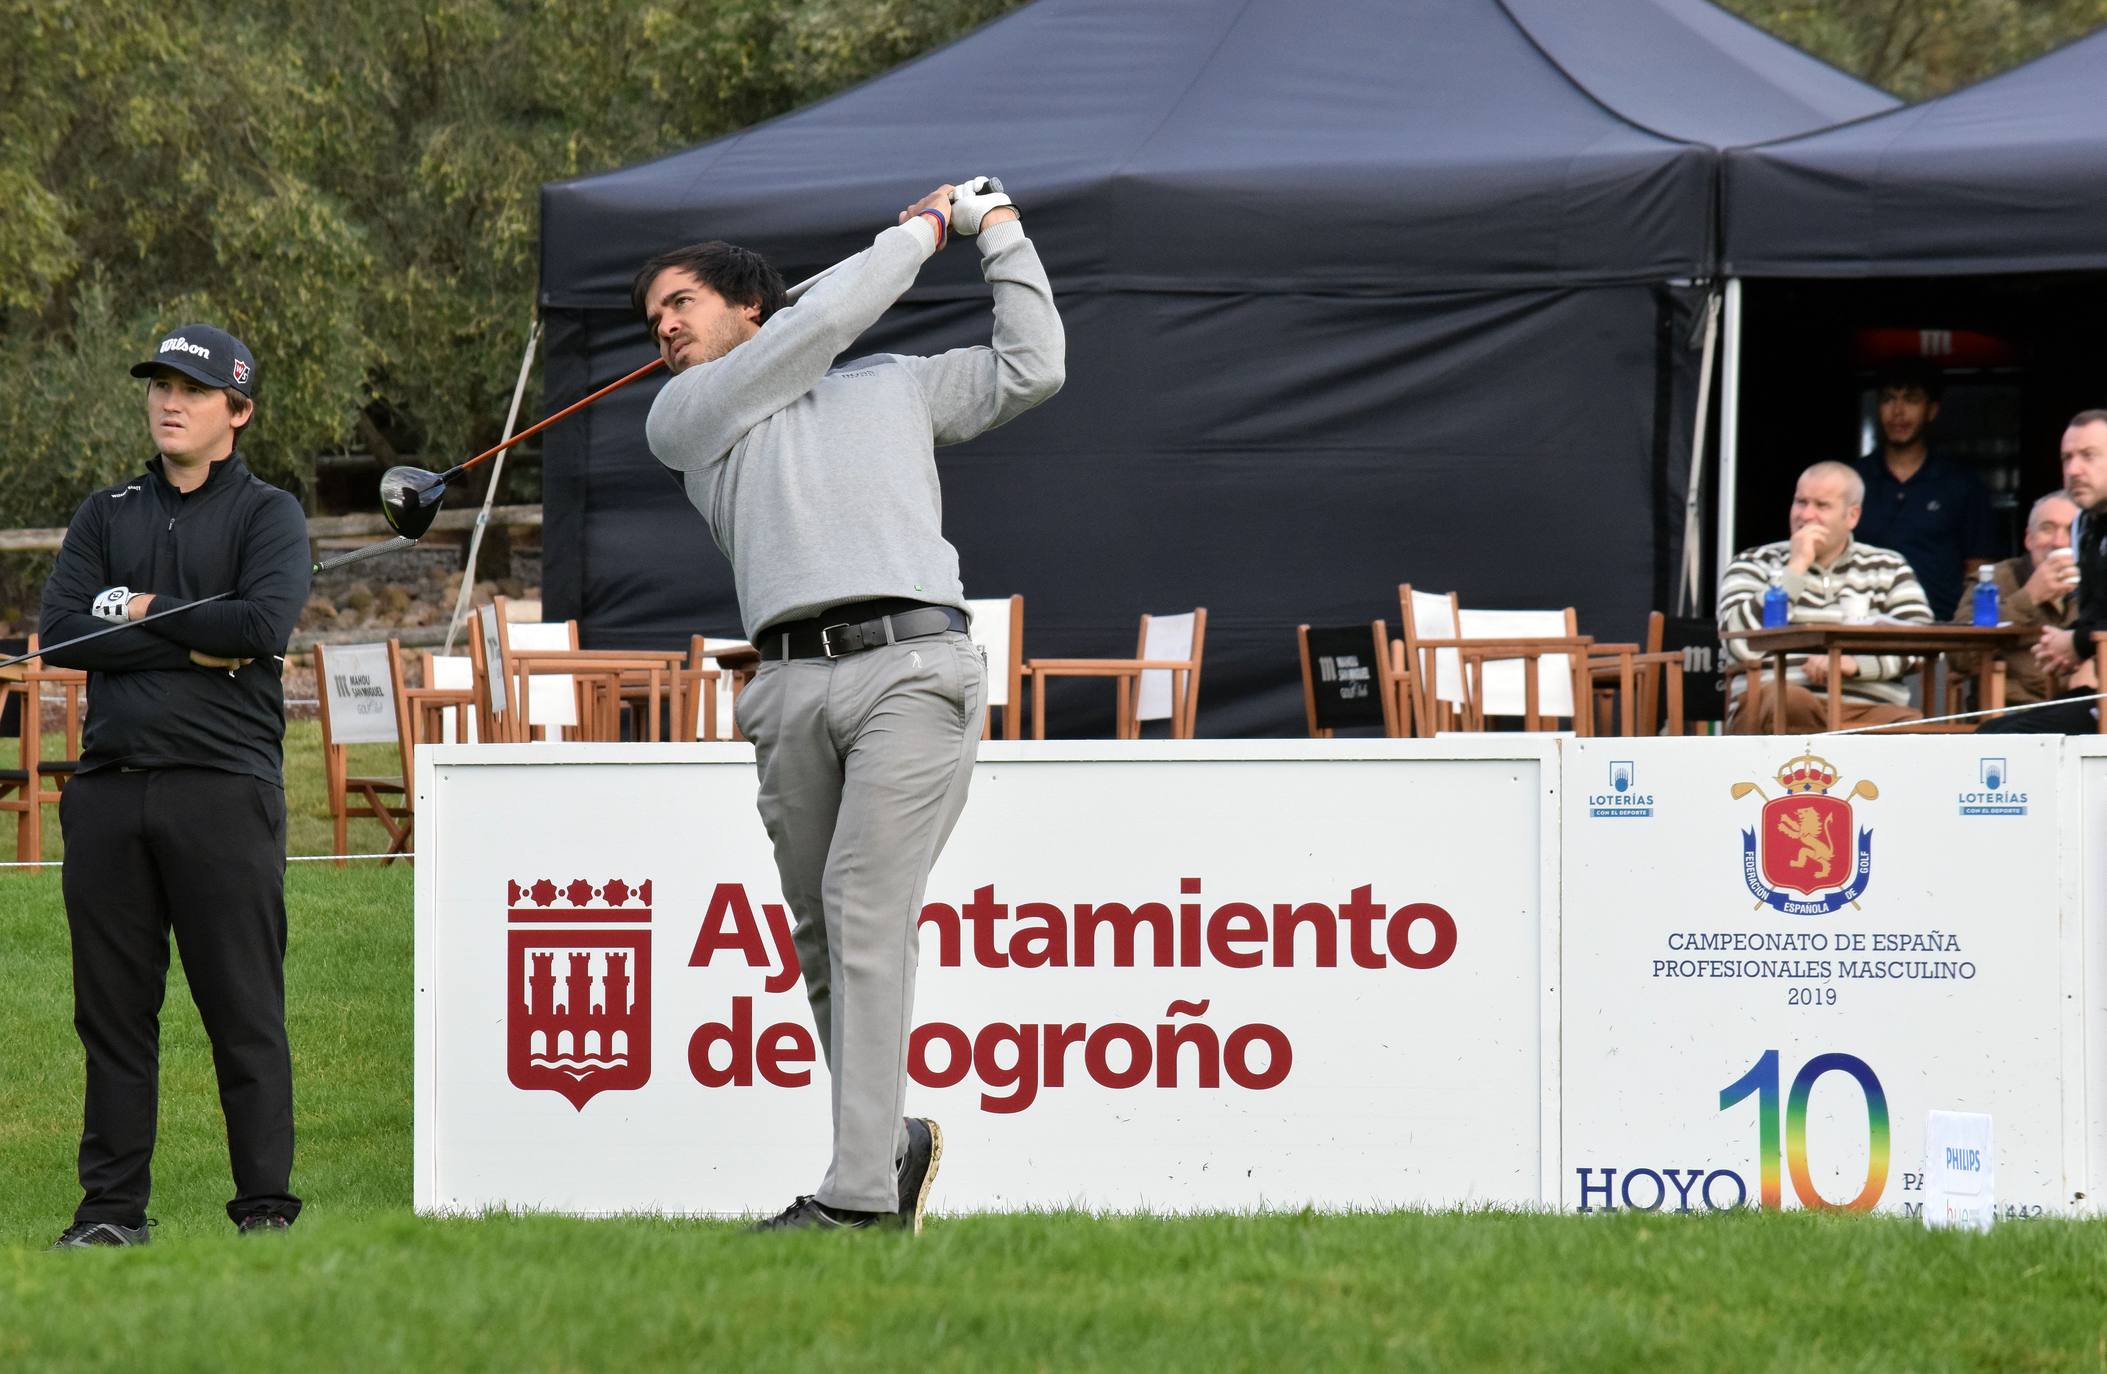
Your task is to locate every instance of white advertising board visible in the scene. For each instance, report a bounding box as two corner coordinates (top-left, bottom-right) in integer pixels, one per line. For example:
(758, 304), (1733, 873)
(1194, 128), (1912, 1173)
(415, 740), (1558, 1215)
(2076, 738), (2107, 1200)
(1562, 736), (2077, 1219)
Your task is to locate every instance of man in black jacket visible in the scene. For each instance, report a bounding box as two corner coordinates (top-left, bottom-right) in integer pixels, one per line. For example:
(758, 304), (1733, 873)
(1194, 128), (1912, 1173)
(40, 324), (312, 1247)
(1980, 410), (2107, 734)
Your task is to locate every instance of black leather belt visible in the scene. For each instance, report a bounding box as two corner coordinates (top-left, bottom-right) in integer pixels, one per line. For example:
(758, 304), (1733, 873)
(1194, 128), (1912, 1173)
(758, 599), (966, 660)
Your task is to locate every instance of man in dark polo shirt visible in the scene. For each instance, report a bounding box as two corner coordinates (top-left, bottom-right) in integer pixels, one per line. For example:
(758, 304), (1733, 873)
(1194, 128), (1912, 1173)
(1852, 356), (1996, 619)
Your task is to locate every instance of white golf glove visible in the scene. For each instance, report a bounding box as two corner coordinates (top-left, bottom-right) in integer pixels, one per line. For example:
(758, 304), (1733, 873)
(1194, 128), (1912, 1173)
(948, 176), (1015, 237)
(91, 586), (134, 622)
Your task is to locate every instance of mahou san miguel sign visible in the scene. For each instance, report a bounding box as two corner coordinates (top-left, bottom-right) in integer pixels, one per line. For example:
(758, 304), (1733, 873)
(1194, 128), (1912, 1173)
(417, 743), (1557, 1214)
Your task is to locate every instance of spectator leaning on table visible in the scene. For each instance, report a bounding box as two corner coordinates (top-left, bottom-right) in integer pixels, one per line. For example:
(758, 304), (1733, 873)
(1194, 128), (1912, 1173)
(1979, 410), (2107, 735)
(1851, 356), (1996, 619)
(1948, 488), (2080, 707)
(1719, 460), (1934, 734)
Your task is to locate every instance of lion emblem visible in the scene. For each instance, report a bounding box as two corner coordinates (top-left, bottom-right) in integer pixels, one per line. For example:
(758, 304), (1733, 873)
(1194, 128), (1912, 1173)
(1775, 806), (1835, 881)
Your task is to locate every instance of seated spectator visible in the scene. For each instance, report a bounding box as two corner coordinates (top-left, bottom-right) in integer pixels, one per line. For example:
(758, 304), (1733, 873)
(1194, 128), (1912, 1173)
(1949, 489), (2079, 707)
(1852, 356), (1996, 619)
(1981, 410), (2107, 734)
(1719, 461), (1933, 734)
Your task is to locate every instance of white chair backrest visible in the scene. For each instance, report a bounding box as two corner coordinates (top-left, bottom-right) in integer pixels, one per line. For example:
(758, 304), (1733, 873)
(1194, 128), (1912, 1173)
(1137, 612), (1197, 723)
(318, 642), (398, 745)
(1457, 608), (1576, 718)
(964, 598), (1014, 708)
(694, 638), (747, 740)
(1412, 590), (1467, 707)
(508, 621), (578, 729)
(430, 655), (477, 744)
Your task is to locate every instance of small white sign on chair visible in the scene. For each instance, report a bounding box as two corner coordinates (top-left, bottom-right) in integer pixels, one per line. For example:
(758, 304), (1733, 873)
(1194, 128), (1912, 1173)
(322, 643), (398, 745)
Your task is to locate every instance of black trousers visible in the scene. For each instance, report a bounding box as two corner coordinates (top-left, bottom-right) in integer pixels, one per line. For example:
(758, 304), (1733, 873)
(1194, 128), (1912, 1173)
(60, 767), (301, 1227)
(1975, 691), (2100, 734)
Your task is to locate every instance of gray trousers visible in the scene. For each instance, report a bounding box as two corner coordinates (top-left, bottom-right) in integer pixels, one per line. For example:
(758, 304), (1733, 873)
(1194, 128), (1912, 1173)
(735, 630), (985, 1211)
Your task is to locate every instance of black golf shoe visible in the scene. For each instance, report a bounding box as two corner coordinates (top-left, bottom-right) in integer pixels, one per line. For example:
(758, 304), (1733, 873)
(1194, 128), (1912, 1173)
(236, 1215), (292, 1236)
(50, 1220), (151, 1249)
(748, 1196), (882, 1233)
(895, 1116), (943, 1235)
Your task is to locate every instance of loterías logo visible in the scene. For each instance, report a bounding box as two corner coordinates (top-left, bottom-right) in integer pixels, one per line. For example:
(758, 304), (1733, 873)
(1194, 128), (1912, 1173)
(506, 877), (653, 1109)
(1731, 755), (1879, 915)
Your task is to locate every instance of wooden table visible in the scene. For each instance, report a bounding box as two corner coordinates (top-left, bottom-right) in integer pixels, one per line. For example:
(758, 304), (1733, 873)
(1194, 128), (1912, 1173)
(1724, 624), (2035, 733)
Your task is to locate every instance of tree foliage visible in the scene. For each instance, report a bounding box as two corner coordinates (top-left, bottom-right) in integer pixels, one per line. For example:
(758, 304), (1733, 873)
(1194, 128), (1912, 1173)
(0, 0), (2102, 537)
(0, 0), (1023, 529)
(1719, 0), (2107, 101)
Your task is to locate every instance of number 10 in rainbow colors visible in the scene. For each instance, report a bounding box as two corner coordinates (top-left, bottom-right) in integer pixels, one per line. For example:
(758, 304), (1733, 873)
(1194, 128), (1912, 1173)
(1720, 1050), (1891, 1210)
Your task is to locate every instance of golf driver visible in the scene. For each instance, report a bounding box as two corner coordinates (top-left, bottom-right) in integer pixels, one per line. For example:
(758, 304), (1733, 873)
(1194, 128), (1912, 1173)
(371, 183), (997, 537)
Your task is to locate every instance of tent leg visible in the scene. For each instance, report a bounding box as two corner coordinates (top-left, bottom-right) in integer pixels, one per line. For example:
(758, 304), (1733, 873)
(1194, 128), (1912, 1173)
(1675, 288), (1722, 616)
(1713, 278), (1744, 617)
(445, 316), (544, 654)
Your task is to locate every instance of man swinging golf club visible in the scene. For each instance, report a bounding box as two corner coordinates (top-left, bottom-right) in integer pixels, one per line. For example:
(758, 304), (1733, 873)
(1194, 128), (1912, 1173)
(41, 324), (311, 1247)
(636, 179), (1064, 1232)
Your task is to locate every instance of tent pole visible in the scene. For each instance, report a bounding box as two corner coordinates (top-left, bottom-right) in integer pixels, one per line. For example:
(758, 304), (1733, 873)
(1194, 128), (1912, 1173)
(1713, 278), (1744, 615)
(444, 316), (544, 655)
(1676, 289), (1722, 616)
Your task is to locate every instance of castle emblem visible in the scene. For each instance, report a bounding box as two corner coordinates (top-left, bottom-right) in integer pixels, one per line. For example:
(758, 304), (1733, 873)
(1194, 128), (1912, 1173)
(505, 877), (653, 1109)
(1731, 755), (1878, 914)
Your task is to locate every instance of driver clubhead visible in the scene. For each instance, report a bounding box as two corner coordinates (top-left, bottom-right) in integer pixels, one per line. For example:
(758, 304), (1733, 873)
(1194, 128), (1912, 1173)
(379, 466), (447, 539)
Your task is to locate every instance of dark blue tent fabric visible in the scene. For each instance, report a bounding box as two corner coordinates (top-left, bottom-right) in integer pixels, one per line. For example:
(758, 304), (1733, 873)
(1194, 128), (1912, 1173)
(1724, 26), (2107, 277)
(537, 0), (1891, 735)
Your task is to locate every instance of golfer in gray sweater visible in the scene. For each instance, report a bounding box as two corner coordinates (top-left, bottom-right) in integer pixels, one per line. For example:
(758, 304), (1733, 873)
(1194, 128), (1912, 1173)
(638, 180), (1063, 1232)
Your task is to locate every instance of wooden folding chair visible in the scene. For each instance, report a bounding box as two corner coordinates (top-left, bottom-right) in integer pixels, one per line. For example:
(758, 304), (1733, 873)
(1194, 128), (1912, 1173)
(1397, 585), (1465, 735)
(1026, 608), (1207, 740)
(687, 636), (752, 741)
(1587, 611), (1686, 736)
(414, 651), (478, 743)
(1453, 607), (1594, 734)
(965, 595), (1027, 741)
(313, 640), (414, 865)
(490, 596), (582, 742)
(496, 649), (687, 742)
(1296, 620), (1409, 737)
(0, 640), (86, 862)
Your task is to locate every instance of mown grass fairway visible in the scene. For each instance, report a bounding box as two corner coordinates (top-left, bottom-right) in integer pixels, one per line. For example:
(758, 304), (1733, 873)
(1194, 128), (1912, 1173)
(3, 828), (2106, 1370)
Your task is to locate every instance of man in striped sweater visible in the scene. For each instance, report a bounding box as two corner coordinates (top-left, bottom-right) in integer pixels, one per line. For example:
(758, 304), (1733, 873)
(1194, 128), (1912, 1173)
(1718, 461), (1934, 733)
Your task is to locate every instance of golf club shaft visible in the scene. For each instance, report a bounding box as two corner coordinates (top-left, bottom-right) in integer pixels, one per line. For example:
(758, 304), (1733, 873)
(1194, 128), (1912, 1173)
(316, 535), (418, 574)
(423, 258), (845, 489)
(0, 533), (422, 672)
(0, 592), (232, 672)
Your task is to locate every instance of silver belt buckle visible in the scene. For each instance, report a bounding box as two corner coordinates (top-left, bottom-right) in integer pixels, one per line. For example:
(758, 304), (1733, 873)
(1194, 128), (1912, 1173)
(821, 623), (853, 658)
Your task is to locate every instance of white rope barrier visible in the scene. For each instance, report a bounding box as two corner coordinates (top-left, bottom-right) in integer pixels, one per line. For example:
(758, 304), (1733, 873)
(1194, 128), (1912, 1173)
(1821, 690), (2106, 736)
(0, 851), (413, 871)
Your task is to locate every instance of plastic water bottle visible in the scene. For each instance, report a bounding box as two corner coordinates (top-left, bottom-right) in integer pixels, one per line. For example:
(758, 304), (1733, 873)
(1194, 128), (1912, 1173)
(1971, 563), (1999, 626)
(1762, 572), (1790, 628)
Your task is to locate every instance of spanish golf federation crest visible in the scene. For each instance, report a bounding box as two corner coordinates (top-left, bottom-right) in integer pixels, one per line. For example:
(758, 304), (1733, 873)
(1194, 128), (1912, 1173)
(505, 877), (653, 1110)
(1731, 755), (1878, 915)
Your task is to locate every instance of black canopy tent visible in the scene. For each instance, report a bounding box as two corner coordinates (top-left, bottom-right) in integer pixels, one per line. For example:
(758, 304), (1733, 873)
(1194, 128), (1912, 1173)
(538, 0), (1891, 736)
(1717, 28), (2107, 588)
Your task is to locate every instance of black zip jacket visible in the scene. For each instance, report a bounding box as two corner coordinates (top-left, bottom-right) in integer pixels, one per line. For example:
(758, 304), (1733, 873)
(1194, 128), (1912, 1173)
(2073, 507), (2107, 658)
(38, 453), (311, 782)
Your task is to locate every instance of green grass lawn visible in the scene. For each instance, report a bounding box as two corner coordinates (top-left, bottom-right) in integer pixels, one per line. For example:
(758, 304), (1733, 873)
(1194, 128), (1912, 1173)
(5, 796), (2107, 1370)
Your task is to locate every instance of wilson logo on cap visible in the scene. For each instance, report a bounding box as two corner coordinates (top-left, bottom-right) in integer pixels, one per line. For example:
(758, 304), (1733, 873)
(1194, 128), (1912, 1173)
(159, 336), (212, 361)
(231, 359), (252, 384)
